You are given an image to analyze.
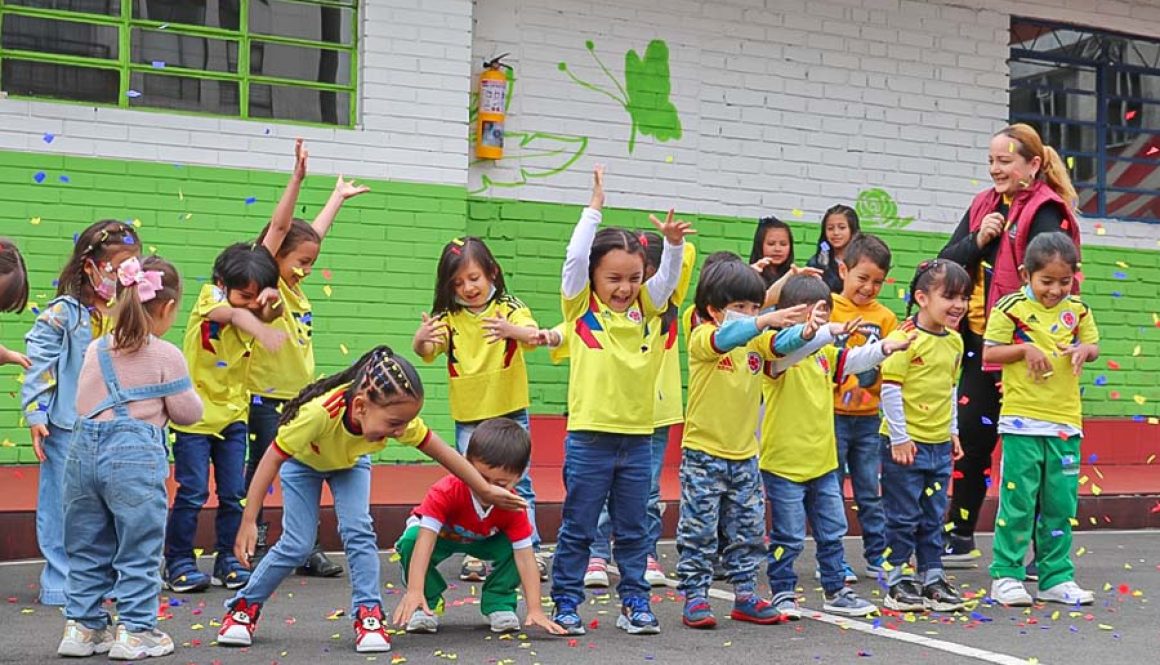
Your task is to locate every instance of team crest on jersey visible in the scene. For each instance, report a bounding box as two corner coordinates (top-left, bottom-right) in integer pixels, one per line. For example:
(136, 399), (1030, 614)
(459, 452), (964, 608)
(627, 307), (643, 324)
(747, 352), (761, 374)
(1059, 310), (1077, 330)
(816, 354), (831, 374)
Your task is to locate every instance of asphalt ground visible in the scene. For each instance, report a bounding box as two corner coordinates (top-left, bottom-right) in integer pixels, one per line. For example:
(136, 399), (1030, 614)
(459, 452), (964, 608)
(0, 531), (1156, 665)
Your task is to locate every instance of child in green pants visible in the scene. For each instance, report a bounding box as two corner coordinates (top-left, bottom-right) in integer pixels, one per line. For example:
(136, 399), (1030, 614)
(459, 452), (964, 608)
(982, 233), (1099, 607)
(391, 419), (564, 635)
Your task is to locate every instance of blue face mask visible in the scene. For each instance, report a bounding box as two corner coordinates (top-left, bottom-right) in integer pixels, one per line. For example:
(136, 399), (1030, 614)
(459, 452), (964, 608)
(455, 283), (497, 308)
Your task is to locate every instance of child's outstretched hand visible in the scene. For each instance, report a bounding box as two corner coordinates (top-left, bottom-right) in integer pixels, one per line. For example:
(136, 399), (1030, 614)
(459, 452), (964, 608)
(648, 209), (696, 246)
(880, 331), (916, 357)
(761, 303), (809, 330)
(392, 590), (434, 628)
(293, 138), (308, 181)
(415, 313), (449, 347)
(235, 520), (259, 568)
(589, 164), (605, 210)
(526, 610), (567, 635)
(802, 300), (828, 340)
(1058, 342), (1097, 376)
(0, 344), (31, 369)
(826, 316), (864, 338)
(482, 315), (520, 343)
(1022, 344), (1053, 381)
(891, 440), (916, 466)
(951, 434), (964, 461)
(482, 485), (528, 511)
(334, 174), (370, 200)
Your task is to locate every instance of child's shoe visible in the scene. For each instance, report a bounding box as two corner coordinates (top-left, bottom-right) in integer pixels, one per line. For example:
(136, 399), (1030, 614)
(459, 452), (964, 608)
(249, 522), (270, 569)
(353, 605), (391, 653)
(298, 550), (344, 578)
(1024, 561), (1040, 582)
(942, 533), (980, 568)
(681, 597), (716, 629)
(583, 557), (609, 587)
(405, 609), (439, 633)
(459, 555), (489, 582)
(990, 578), (1033, 607)
(1037, 581), (1094, 606)
(644, 556), (667, 586)
(551, 598), (586, 635)
(217, 598), (262, 646)
(730, 593), (783, 625)
(488, 610), (521, 633)
(923, 578), (965, 612)
(57, 620), (113, 657)
(815, 563), (859, 584)
(823, 587), (878, 617)
(212, 554), (252, 590)
(164, 560), (211, 593)
(616, 596), (660, 635)
(534, 552), (552, 582)
(771, 591), (802, 620)
(107, 625), (174, 660)
(865, 556), (887, 576)
(885, 579), (925, 612)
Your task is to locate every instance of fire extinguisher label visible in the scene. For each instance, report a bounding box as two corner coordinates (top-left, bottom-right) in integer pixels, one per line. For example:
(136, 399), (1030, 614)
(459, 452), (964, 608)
(480, 80), (506, 114)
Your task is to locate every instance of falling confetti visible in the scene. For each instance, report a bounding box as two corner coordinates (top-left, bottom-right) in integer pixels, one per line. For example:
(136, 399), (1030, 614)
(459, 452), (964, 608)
(245, 196), (257, 205)
(29, 217), (41, 226)
(151, 60), (166, 69)
(127, 90), (142, 98)
(33, 172), (46, 183)
(42, 133), (55, 144)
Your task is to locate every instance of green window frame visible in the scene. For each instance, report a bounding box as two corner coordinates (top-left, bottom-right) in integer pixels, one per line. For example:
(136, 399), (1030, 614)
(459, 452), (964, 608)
(0, 0), (359, 128)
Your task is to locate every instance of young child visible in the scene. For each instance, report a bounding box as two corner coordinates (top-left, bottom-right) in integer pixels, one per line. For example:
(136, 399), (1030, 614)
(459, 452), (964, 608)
(165, 243), (285, 594)
(57, 256), (203, 660)
(830, 234), (898, 582)
(549, 165), (692, 636)
(760, 275), (910, 619)
(807, 205), (861, 293)
(0, 238), (31, 367)
(749, 216), (795, 289)
(587, 231), (696, 588)
(879, 260), (970, 612)
(247, 138), (369, 577)
(216, 347), (524, 653)
(677, 255), (809, 629)
(392, 418), (565, 635)
(23, 220), (141, 607)
(984, 233), (1098, 607)
(412, 236), (554, 583)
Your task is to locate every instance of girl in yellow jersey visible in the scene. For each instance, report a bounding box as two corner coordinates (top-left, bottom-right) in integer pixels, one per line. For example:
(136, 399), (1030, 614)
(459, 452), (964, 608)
(247, 139), (370, 577)
(217, 346), (524, 654)
(412, 235), (557, 582)
(548, 166), (693, 636)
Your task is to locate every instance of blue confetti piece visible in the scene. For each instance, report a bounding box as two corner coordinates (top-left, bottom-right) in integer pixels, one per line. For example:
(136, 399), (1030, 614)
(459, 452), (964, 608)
(980, 416), (993, 425)
(1113, 271), (1127, 280)
(1111, 291), (1122, 298)
(30, 306), (40, 315)
(966, 351), (975, 358)
(1088, 453), (1098, 463)
(1094, 375), (1108, 386)
(252, 395), (263, 405)
(215, 361), (228, 368)
(126, 90), (142, 99)
(33, 171), (46, 183)
(123, 236), (135, 244)
(244, 196), (257, 205)
(51, 279), (59, 287)
(168, 598), (184, 607)
(872, 618), (882, 629)
(1013, 418), (1024, 428)
(264, 128), (271, 135)
(984, 477), (992, 488)
(1050, 529), (1064, 537)
(267, 485), (275, 495)
(59, 175), (70, 183)
(151, 60), (166, 69)
(1132, 415), (1145, 423)
(1062, 455), (1075, 466)
(969, 611), (992, 623)
(43, 133), (55, 144)
(1069, 625), (1079, 633)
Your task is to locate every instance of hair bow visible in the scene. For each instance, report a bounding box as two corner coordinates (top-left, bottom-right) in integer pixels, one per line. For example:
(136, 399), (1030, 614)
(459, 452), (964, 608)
(117, 257), (164, 302)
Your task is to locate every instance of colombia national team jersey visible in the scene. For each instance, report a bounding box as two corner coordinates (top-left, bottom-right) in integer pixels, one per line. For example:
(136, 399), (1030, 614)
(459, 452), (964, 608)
(247, 277), (315, 400)
(174, 284), (253, 435)
(878, 319), (963, 444)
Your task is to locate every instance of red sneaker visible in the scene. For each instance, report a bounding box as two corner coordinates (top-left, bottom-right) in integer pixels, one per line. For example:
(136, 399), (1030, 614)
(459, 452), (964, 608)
(354, 605), (391, 653)
(217, 598), (261, 646)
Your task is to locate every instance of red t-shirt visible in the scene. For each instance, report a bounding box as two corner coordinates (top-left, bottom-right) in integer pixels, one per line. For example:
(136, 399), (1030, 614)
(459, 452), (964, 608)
(412, 475), (534, 549)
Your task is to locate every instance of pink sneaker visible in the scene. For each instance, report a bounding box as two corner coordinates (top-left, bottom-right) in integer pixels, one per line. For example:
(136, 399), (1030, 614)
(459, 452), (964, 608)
(584, 557), (609, 587)
(645, 556), (667, 586)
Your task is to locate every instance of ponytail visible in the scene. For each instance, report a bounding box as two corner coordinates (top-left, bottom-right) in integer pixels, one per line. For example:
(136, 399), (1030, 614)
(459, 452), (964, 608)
(111, 256), (181, 353)
(279, 345), (425, 426)
(1040, 146), (1078, 208)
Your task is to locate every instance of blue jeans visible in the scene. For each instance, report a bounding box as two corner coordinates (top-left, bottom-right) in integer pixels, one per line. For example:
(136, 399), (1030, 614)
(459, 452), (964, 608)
(165, 422), (248, 565)
(881, 437), (952, 581)
(245, 396), (284, 490)
(455, 410), (540, 549)
(65, 419), (169, 631)
(37, 422), (71, 605)
(551, 431), (651, 605)
(676, 450), (764, 597)
(835, 414), (887, 563)
(590, 426), (668, 561)
(229, 457), (381, 615)
(763, 470), (849, 596)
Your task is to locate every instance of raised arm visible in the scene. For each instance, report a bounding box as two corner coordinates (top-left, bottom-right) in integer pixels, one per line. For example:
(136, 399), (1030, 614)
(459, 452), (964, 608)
(561, 166), (605, 299)
(262, 138), (308, 257)
(311, 175), (371, 239)
(643, 209), (694, 308)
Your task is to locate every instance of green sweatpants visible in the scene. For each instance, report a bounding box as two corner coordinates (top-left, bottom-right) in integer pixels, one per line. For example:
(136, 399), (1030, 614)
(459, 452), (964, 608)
(989, 433), (1081, 590)
(396, 524), (521, 615)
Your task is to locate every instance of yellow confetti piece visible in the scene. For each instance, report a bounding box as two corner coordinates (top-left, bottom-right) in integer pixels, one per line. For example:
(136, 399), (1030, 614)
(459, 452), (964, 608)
(882, 561), (895, 571)
(184, 213), (193, 220)
(1050, 610), (1060, 621)
(791, 209), (803, 218)
(904, 613), (917, 623)
(179, 189), (184, 201)
(1079, 475), (1089, 485)
(773, 546), (784, 561)
(1091, 483), (1102, 496)
(1, 439), (13, 448)
(132, 218), (142, 228)
(194, 548), (204, 558)
(1098, 624), (1114, 630)
(997, 518), (1007, 527)
(239, 498), (247, 507)
(292, 267), (305, 277)
(970, 549), (982, 558)
(960, 508), (970, 521)
(1069, 518), (1079, 526)
(1028, 659), (1040, 665)
(20, 608), (35, 614)
(30, 217), (41, 225)
(944, 522), (955, 532)
(1103, 582), (1113, 592)
(723, 641), (733, 647)
(1133, 345), (1142, 357)
(323, 285), (333, 297)
(933, 482), (942, 491)
(664, 155), (674, 163)
(1133, 395), (1146, 405)
(1124, 563), (1133, 570)
(924, 487), (934, 496)
(1089, 516), (1097, 525)
(1066, 156), (1075, 169)
(898, 288), (906, 299)
(1006, 481), (1016, 490)
(190, 623), (204, 630)
(340, 343), (349, 356)
(1008, 141), (1016, 153)
(1095, 225), (1106, 236)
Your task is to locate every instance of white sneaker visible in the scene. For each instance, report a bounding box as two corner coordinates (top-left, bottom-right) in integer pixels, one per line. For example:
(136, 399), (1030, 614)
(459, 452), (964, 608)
(1037, 581), (1094, 606)
(57, 620), (113, 657)
(990, 577), (1034, 607)
(405, 609), (439, 633)
(584, 557), (610, 587)
(108, 625), (174, 660)
(488, 610), (521, 633)
(644, 556), (667, 586)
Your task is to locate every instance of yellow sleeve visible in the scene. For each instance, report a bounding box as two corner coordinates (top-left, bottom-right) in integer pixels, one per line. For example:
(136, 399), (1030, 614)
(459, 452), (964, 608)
(879, 329), (912, 384)
(273, 399), (327, 459)
(687, 323), (721, 362)
(671, 242), (698, 307)
(561, 283), (590, 322)
(748, 329), (779, 361)
(681, 307), (697, 341)
(507, 298), (538, 328)
(983, 304), (1015, 346)
(1076, 303), (1099, 344)
(195, 285), (230, 319)
(395, 416), (431, 448)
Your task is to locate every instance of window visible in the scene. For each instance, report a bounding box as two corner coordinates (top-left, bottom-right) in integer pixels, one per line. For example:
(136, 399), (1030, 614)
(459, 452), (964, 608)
(1010, 17), (1160, 222)
(0, 0), (358, 127)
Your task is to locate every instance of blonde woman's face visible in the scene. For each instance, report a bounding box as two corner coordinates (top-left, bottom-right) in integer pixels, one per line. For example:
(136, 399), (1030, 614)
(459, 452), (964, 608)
(988, 135), (1042, 196)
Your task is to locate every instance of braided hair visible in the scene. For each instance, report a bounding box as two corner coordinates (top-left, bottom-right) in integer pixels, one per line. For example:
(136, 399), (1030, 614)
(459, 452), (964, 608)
(905, 259), (971, 318)
(278, 345), (424, 427)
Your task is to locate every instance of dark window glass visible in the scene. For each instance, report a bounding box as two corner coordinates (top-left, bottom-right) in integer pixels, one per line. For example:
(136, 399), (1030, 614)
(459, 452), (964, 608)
(131, 28), (238, 73)
(2, 13), (119, 59)
(5, 0), (118, 15)
(249, 83), (348, 125)
(249, 0), (353, 45)
(132, 0), (240, 31)
(1, 58), (118, 103)
(250, 41), (349, 85)
(128, 72), (239, 115)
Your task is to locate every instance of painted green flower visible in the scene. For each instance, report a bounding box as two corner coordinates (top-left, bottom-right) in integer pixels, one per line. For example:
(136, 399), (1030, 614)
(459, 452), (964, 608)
(855, 188), (914, 229)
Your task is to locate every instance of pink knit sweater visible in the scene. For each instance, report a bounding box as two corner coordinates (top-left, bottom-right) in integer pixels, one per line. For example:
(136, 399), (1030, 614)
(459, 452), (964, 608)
(75, 336), (203, 428)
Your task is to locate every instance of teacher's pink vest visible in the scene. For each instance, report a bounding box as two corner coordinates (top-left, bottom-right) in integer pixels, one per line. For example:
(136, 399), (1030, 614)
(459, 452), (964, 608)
(967, 180), (1082, 317)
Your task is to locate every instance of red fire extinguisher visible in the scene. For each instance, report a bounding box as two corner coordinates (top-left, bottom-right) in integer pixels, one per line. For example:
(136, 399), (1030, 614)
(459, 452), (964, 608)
(476, 54), (511, 160)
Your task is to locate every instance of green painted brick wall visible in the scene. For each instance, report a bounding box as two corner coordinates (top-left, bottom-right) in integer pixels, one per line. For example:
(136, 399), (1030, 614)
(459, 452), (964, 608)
(1, 150), (1157, 465)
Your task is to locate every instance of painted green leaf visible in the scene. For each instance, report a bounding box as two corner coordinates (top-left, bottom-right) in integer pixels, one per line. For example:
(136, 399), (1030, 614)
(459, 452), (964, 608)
(856, 188), (914, 229)
(470, 131), (589, 194)
(623, 40), (682, 153)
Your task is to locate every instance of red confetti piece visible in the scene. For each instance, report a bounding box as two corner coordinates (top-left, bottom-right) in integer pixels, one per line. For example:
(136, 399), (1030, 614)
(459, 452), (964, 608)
(588, 619), (600, 629)
(1118, 584), (1130, 594)
(1146, 146), (1159, 157)
(1110, 391), (1121, 400)
(322, 269), (332, 280)
(1150, 501), (1160, 514)
(952, 470), (964, 480)
(1125, 109), (1138, 120)
(568, 639), (579, 647)
(1107, 360), (1121, 370)
(958, 395), (970, 406)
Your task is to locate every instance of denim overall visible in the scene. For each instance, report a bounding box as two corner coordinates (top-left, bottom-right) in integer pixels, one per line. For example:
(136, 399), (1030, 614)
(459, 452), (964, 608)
(64, 337), (192, 632)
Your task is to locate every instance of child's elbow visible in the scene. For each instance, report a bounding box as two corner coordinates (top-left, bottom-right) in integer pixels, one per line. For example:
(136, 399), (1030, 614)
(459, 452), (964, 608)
(981, 346), (999, 365)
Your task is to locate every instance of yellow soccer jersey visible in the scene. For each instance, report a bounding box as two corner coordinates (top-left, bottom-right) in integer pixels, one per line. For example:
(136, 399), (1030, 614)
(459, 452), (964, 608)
(682, 319), (777, 460)
(420, 295), (536, 423)
(247, 278), (315, 400)
(984, 289), (1098, 429)
(760, 345), (844, 482)
(561, 284), (665, 435)
(174, 284), (253, 435)
(273, 385), (430, 471)
(879, 320), (963, 443)
(651, 242), (697, 427)
(831, 294), (898, 416)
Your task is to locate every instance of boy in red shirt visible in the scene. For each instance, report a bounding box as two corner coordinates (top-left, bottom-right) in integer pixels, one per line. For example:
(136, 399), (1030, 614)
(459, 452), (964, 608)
(391, 419), (564, 635)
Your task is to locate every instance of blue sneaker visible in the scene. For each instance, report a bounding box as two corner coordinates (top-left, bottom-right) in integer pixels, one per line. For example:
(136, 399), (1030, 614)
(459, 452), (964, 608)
(731, 593), (784, 625)
(865, 556), (887, 576)
(165, 560), (210, 593)
(682, 597), (716, 629)
(213, 554), (252, 590)
(617, 596), (660, 635)
(815, 563), (859, 584)
(551, 598), (586, 636)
